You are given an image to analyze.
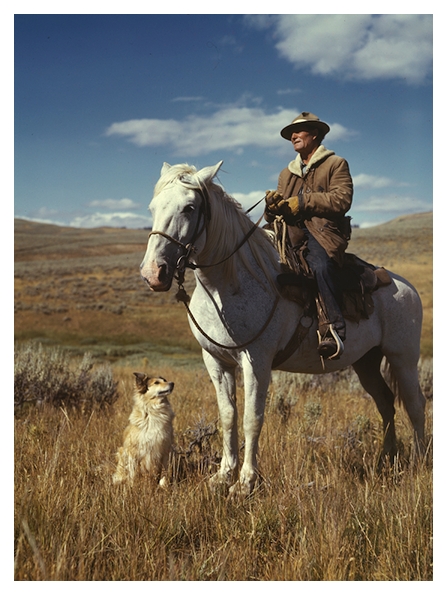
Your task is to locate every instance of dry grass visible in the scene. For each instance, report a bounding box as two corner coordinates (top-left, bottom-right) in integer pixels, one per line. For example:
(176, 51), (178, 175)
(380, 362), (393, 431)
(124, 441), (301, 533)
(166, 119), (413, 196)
(14, 214), (434, 580)
(14, 362), (433, 581)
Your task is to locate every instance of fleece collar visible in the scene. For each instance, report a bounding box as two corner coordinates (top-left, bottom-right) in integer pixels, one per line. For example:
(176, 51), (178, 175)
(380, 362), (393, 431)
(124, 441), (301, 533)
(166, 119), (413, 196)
(288, 145), (334, 177)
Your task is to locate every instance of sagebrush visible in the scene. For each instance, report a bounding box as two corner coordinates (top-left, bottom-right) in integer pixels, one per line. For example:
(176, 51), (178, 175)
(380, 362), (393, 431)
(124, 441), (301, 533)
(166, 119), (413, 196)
(14, 342), (119, 413)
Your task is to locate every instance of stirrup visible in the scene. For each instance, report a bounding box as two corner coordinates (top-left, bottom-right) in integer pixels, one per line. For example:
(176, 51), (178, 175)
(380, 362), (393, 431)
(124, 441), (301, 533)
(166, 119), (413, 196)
(317, 324), (344, 360)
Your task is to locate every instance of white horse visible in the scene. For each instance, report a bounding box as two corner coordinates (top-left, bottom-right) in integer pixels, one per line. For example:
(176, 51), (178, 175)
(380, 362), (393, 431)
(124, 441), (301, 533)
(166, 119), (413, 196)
(140, 161), (426, 496)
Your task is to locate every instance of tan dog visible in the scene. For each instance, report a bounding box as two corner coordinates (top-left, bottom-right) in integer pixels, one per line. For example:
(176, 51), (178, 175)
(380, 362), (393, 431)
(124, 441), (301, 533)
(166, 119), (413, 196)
(113, 372), (175, 487)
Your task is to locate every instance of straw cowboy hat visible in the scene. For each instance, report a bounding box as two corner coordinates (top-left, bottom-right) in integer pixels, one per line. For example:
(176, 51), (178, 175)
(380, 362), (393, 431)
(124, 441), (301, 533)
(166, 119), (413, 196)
(280, 112), (330, 140)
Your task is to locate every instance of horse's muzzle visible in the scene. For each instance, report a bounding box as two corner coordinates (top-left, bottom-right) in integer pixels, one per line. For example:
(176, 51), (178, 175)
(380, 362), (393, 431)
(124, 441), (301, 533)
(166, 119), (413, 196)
(140, 263), (173, 292)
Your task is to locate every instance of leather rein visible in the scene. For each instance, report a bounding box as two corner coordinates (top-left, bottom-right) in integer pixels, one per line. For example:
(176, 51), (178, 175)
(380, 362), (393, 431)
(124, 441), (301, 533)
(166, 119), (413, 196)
(146, 184), (280, 351)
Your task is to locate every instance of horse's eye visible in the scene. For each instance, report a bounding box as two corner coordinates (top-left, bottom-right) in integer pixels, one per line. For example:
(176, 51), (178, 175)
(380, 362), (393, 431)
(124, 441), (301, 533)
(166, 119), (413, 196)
(182, 205), (195, 215)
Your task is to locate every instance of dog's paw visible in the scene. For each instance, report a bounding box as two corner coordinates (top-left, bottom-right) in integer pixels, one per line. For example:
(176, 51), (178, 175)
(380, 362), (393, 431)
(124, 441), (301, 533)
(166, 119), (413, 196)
(158, 476), (170, 489)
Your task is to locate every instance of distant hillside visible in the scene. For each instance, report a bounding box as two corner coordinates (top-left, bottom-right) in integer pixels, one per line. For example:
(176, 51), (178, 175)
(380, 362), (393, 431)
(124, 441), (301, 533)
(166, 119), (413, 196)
(15, 211), (432, 261)
(14, 212), (433, 359)
(349, 211), (432, 268)
(14, 218), (150, 263)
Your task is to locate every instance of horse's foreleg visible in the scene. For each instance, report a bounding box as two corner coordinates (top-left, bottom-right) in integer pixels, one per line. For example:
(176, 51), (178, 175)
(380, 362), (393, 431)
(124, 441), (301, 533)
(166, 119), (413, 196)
(202, 351), (239, 491)
(229, 354), (270, 497)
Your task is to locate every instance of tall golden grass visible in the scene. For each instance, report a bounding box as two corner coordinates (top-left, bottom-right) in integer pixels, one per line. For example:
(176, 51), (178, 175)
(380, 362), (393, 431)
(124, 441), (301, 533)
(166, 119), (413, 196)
(14, 214), (433, 580)
(14, 362), (433, 581)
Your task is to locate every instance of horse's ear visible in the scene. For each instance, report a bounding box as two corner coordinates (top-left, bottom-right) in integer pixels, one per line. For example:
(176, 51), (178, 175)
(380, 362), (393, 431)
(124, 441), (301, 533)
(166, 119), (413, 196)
(196, 161), (223, 185)
(161, 162), (171, 176)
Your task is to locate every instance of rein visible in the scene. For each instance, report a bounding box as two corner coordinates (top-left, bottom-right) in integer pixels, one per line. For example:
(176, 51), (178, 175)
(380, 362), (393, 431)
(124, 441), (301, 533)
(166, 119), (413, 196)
(183, 284), (281, 351)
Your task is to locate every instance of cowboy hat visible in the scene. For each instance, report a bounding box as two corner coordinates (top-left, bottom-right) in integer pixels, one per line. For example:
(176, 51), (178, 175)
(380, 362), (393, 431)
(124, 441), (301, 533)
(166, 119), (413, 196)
(280, 112), (330, 140)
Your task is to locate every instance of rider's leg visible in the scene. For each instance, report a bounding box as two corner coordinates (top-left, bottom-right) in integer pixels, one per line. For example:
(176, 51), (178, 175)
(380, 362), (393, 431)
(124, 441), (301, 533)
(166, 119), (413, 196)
(305, 233), (346, 358)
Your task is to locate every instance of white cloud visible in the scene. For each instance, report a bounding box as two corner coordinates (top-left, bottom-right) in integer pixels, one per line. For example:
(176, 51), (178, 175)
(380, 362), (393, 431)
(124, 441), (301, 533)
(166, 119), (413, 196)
(231, 190), (266, 221)
(105, 105), (354, 156)
(353, 174), (394, 189)
(31, 206), (59, 219)
(255, 14), (432, 84)
(17, 214), (67, 227)
(88, 198), (140, 210)
(69, 212), (151, 229)
(358, 220), (389, 229)
(277, 88), (302, 96)
(353, 194), (431, 213)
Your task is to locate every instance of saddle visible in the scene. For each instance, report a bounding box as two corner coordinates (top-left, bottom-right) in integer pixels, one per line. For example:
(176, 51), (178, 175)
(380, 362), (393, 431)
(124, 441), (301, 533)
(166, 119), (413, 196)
(277, 251), (392, 323)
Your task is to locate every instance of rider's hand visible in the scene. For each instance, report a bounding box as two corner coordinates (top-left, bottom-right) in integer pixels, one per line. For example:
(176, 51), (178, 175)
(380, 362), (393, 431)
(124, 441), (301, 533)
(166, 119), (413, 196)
(265, 191), (288, 218)
(282, 196), (299, 215)
(265, 190), (283, 208)
(269, 195), (300, 217)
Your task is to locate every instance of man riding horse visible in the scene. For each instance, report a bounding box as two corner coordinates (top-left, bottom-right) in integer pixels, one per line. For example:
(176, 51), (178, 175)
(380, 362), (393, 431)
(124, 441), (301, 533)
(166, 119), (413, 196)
(264, 112), (353, 360)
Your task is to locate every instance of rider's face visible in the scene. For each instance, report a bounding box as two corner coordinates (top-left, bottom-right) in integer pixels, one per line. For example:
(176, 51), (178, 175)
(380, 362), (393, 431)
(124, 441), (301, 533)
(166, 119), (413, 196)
(290, 129), (319, 157)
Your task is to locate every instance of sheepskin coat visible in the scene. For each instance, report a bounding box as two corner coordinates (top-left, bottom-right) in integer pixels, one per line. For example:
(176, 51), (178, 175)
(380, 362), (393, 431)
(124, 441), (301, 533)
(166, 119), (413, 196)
(276, 145), (353, 266)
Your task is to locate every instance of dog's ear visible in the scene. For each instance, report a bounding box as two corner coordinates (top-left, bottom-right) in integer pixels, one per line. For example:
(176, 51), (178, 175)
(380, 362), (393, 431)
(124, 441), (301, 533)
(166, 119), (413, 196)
(133, 372), (148, 392)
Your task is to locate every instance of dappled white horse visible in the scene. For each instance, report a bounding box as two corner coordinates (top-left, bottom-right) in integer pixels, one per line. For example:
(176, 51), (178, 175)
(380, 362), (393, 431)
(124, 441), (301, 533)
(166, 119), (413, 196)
(140, 161), (426, 496)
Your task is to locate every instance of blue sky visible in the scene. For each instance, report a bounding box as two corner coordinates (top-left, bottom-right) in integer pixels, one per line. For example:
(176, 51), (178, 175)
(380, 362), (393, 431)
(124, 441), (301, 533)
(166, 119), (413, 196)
(14, 12), (433, 229)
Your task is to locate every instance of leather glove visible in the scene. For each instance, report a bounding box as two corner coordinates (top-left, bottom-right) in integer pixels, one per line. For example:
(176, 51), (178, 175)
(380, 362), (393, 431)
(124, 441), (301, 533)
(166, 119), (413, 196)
(268, 195), (300, 218)
(265, 190), (283, 209)
(280, 195), (299, 216)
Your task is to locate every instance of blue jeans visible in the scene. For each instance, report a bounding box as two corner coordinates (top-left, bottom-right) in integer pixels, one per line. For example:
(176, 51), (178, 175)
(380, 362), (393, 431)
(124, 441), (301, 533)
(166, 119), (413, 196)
(304, 230), (346, 340)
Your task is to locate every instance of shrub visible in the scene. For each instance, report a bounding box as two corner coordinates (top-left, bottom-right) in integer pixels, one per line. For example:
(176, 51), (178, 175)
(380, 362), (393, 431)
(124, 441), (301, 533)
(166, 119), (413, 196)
(14, 342), (119, 413)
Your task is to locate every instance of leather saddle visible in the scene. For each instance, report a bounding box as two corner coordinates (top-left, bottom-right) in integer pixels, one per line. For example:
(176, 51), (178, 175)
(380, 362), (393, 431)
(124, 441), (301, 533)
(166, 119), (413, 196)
(277, 252), (392, 323)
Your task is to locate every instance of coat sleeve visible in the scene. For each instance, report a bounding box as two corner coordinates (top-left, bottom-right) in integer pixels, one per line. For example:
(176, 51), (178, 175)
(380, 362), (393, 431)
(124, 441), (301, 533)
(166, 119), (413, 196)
(299, 157), (353, 218)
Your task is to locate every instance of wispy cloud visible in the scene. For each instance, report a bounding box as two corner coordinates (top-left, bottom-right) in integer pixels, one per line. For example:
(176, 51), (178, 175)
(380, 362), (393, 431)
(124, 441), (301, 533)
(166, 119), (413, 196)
(354, 194), (430, 213)
(18, 214), (67, 227)
(231, 190), (266, 221)
(353, 174), (397, 189)
(87, 198), (140, 210)
(250, 15), (432, 85)
(105, 104), (354, 156)
(277, 88), (302, 96)
(69, 212), (150, 229)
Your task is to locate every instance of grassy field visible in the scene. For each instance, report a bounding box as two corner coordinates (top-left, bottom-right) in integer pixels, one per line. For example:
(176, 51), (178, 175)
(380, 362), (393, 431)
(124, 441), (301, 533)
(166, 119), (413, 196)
(14, 213), (433, 581)
(14, 359), (432, 581)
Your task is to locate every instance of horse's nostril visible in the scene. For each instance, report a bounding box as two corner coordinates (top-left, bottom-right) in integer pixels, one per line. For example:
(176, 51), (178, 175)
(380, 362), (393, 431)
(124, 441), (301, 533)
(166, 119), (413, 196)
(158, 264), (168, 280)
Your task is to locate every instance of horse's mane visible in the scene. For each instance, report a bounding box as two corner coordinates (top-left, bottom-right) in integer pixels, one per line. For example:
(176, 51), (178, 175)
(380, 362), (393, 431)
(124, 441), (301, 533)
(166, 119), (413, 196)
(154, 163), (280, 292)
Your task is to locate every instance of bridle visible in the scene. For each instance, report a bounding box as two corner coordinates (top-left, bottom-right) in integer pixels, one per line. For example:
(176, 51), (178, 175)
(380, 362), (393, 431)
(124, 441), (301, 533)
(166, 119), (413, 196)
(147, 182), (264, 280)
(146, 183), (209, 277)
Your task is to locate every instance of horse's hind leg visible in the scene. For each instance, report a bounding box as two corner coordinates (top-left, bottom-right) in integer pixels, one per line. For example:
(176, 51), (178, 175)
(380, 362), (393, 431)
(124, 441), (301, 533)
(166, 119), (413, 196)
(352, 347), (397, 458)
(383, 353), (426, 455)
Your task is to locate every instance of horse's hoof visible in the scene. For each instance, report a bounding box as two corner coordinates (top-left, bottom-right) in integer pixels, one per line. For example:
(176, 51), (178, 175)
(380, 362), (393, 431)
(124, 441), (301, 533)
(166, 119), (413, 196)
(208, 472), (232, 495)
(228, 480), (253, 499)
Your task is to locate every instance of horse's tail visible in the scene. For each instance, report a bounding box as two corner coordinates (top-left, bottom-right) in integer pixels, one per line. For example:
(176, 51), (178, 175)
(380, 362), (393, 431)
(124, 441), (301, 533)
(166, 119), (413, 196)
(382, 358), (403, 406)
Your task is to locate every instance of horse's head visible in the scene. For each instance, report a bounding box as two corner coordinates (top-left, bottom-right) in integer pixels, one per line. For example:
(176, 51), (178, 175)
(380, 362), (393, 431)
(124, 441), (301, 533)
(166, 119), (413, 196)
(140, 161), (223, 291)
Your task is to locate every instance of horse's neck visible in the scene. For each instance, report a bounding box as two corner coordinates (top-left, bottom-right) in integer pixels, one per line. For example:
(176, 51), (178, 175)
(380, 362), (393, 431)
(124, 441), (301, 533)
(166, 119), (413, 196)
(195, 239), (279, 298)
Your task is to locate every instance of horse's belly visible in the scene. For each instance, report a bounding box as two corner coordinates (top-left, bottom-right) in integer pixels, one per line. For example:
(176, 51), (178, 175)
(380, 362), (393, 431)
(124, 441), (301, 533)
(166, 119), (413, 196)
(275, 315), (382, 374)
